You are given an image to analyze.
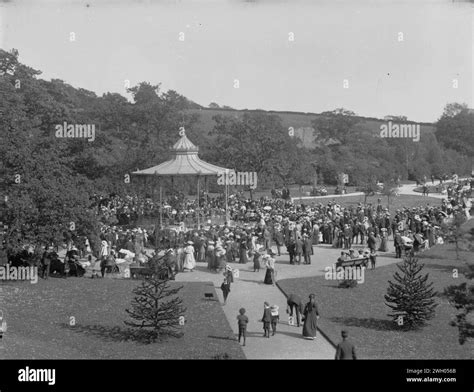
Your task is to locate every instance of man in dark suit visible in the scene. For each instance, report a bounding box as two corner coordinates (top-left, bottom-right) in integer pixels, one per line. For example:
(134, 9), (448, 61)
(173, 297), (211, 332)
(367, 232), (377, 252)
(286, 293), (304, 327)
(287, 237), (296, 264)
(302, 234), (312, 264)
(394, 230), (403, 258)
(274, 229), (284, 257)
(261, 302), (273, 338)
(41, 246), (52, 279)
(335, 330), (357, 360)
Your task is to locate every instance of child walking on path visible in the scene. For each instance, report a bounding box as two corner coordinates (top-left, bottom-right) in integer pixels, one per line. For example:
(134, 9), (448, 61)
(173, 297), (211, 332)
(237, 308), (249, 346)
(270, 305), (280, 336)
(261, 302), (272, 338)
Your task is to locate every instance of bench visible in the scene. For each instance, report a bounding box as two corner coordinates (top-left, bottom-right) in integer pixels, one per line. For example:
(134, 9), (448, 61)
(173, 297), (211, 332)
(130, 266), (154, 280)
(337, 257), (369, 269)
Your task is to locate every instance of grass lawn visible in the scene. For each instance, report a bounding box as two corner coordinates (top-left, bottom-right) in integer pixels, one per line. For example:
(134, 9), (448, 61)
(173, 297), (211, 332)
(277, 243), (473, 359)
(0, 278), (244, 359)
(294, 194), (441, 214)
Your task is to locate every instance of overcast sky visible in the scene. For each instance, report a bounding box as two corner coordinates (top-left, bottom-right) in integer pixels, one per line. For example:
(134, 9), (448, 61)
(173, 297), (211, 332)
(0, 0), (472, 122)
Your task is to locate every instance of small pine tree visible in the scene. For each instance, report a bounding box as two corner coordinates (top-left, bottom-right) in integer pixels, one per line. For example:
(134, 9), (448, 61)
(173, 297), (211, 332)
(444, 264), (474, 345)
(125, 260), (186, 342)
(384, 254), (438, 330)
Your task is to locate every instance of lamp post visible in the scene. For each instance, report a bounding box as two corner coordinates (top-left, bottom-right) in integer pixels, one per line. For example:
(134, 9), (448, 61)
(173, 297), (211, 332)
(197, 174), (201, 230)
(159, 185), (163, 230)
(225, 171), (229, 226)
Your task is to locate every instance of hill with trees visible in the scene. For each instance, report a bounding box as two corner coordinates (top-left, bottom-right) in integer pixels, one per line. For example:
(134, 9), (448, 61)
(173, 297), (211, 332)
(0, 48), (472, 247)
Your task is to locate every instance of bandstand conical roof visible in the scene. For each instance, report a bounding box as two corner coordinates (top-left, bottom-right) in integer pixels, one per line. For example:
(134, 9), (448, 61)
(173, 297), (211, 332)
(132, 130), (229, 177)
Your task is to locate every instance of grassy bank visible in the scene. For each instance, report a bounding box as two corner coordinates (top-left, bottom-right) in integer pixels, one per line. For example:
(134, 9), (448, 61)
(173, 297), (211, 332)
(0, 279), (244, 359)
(277, 243), (472, 359)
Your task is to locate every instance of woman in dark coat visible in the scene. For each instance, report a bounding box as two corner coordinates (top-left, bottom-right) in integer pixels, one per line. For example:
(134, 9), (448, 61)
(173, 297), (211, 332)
(252, 249), (262, 272)
(302, 294), (319, 339)
(239, 238), (249, 264)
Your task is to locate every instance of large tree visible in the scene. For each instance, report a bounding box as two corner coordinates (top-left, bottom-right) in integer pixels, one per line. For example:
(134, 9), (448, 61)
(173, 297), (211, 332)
(436, 103), (474, 158)
(206, 112), (307, 190)
(0, 49), (96, 248)
(311, 108), (359, 145)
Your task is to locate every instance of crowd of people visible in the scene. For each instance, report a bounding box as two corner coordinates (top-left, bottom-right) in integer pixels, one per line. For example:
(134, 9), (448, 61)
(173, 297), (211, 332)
(0, 177), (471, 356)
(3, 176), (471, 281)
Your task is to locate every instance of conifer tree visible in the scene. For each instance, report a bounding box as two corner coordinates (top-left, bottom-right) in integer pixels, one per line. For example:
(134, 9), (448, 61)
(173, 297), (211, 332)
(125, 260), (186, 342)
(385, 254), (437, 329)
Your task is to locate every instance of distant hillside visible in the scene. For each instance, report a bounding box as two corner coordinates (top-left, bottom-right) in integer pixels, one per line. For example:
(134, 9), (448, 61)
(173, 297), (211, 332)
(186, 107), (437, 147)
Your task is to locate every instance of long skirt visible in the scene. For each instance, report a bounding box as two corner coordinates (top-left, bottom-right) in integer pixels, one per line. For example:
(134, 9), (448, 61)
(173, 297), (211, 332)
(207, 255), (216, 270)
(177, 253), (184, 272)
(183, 253), (196, 270)
(379, 238), (388, 252)
(253, 255), (261, 271)
(217, 255), (226, 271)
(302, 313), (318, 338)
(239, 249), (249, 264)
(264, 268), (274, 285)
(198, 246), (206, 262)
(312, 231), (319, 245)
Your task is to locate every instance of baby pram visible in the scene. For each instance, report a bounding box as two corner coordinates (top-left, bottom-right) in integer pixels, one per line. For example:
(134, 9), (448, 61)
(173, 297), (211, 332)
(401, 236), (414, 255)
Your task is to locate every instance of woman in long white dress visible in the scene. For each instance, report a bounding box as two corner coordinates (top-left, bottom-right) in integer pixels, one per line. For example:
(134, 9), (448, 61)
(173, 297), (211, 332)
(99, 240), (109, 259)
(183, 241), (196, 271)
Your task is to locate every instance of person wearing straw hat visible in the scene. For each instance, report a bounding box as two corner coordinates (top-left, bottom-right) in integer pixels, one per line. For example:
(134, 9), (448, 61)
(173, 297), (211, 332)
(239, 237), (249, 264)
(378, 228), (388, 252)
(224, 264), (234, 284)
(270, 305), (280, 336)
(206, 241), (215, 271)
(215, 245), (227, 272)
(220, 277), (231, 305)
(252, 247), (263, 272)
(183, 241), (196, 272)
(263, 250), (276, 285)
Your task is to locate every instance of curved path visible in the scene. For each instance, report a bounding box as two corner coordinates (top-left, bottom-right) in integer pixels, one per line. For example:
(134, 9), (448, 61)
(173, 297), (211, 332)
(292, 179), (471, 202)
(175, 241), (403, 359)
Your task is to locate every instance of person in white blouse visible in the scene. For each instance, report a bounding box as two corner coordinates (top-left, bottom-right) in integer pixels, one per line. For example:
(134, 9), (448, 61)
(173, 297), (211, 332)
(183, 241), (196, 272)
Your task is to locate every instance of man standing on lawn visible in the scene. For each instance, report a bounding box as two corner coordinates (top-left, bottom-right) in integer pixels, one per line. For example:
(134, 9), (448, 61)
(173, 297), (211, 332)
(335, 330), (357, 360)
(367, 231), (377, 253)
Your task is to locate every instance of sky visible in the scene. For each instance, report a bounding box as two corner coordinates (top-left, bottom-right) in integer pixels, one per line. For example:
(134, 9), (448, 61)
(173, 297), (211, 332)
(0, 0), (472, 122)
